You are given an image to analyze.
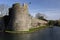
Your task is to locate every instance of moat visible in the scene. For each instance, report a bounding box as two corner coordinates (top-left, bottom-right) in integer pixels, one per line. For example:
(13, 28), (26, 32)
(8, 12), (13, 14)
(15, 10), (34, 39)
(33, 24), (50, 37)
(0, 26), (60, 40)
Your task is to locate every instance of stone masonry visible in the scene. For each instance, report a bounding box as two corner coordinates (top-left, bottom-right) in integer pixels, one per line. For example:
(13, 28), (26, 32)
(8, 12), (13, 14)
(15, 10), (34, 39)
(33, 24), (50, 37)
(8, 3), (31, 31)
(3, 3), (47, 31)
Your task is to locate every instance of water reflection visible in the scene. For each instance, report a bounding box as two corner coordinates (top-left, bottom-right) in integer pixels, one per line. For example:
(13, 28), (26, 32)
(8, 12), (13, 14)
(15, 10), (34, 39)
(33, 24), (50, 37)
(13, 33), (31, 40)
(0, 26), (60, 40)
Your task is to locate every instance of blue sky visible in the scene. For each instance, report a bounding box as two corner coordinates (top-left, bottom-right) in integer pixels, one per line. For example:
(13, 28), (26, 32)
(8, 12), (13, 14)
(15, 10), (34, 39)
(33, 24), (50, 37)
(0, 0), (60, 20)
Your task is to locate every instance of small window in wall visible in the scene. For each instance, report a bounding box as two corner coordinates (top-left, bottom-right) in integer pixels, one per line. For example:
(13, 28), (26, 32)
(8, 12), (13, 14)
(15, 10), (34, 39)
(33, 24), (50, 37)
(37, 23), (41, 26)
(15, 23), (18, 27)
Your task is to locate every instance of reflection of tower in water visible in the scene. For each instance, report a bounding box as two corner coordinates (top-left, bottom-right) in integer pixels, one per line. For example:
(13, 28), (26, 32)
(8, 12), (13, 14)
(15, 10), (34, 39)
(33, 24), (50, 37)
(13, 34), (31, 40)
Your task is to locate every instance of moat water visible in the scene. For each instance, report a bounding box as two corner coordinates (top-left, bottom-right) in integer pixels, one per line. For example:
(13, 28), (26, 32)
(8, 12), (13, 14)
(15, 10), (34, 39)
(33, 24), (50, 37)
(0, 26), (60, 40)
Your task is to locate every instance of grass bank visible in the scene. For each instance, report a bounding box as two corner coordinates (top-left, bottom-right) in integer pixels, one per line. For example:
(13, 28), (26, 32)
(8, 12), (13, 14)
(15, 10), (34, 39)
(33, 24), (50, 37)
(29, 26), (48, 33)
(5, 26), (48, 34)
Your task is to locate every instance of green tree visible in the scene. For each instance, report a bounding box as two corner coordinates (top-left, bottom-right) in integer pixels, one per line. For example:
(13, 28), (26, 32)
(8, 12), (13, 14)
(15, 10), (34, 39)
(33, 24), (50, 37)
(48, 20), (55, 26)
(35, 13), (47, 21)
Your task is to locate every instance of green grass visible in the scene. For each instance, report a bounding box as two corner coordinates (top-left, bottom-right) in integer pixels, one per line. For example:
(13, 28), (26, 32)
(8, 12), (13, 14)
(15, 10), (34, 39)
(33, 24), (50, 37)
(29, 26), (48, 33)
(0, 26), (48, 33)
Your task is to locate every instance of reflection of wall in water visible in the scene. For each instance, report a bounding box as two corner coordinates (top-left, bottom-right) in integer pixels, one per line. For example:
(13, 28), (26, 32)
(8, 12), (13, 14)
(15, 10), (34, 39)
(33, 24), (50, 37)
(0, 17), (4, 30)
(13, 34), (31, 40)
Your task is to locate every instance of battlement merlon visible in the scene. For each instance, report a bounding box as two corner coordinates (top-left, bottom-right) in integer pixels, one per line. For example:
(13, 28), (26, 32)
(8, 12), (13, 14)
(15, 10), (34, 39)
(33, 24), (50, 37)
(12, 3), (28, 9)
(12, 3), (21, 9)
(22, 3), (28, 10)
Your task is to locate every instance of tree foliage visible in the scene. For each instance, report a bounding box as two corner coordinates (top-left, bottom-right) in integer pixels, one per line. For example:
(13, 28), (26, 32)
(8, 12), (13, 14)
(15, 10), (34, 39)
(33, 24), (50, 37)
(35, 13), (47, 21)
(48, 20), (60, 26)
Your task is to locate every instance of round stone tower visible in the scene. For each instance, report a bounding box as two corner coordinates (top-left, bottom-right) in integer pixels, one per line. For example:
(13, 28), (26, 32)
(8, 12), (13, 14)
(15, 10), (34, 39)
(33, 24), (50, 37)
(9, 3), (31, 31)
